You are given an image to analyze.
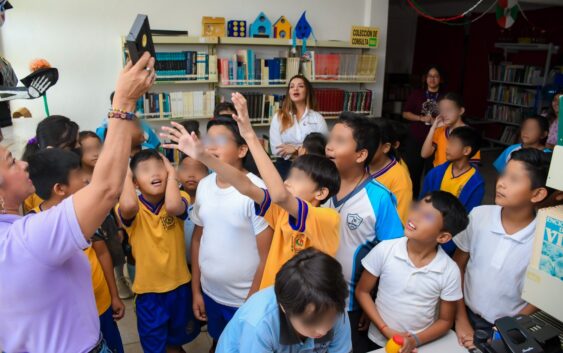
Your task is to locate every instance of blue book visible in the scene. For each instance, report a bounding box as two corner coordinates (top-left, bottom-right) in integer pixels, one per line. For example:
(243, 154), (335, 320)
(247, 50), (254, 85)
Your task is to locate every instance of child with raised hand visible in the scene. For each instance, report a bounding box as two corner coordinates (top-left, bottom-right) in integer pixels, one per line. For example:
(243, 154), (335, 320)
(454, 149), (553, 348)
(356, 191), (468, 353)
(421, 93), (480, 167)
(493, 115), (551, 174)
(117, 149), (199, 353)
(164, 115), (272, 352)
(161, 91), (340, 291)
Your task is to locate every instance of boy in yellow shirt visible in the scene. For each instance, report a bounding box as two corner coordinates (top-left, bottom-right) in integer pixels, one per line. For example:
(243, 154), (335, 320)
(27, 148), (125, 353)
(117, 149), (199, 353)
(161, 92), (341, 289)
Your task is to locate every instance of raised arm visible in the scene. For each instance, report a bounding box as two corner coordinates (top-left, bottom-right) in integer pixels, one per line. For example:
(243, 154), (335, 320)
(231, 93), (301, 217)
(421, 116), (442, 159)
(161, 155), (186, 216)
(118, 168), (140, 222)
(73, 53), (155, 238)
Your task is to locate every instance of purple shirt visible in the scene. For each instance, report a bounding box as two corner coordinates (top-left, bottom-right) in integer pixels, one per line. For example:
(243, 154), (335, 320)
(547, 119), (559, 146)
(0, 196), (99, 353)
(403, 88), (442, 144)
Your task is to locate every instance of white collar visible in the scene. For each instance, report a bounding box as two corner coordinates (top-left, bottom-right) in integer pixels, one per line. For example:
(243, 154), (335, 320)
(490, 206), (537, 244)
(394, 238), (449, 274)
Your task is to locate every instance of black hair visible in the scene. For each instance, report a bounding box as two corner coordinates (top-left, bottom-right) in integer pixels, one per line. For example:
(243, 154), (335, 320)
(439, 92), (464, 109)
(449, 126), (481, 159)
(180, 120), (201, 138)
(522, 115), (550, 145)
(22, 115), (80, 161)
(275, 248), (348, 324)
(421, 191), (469, 236)
(110, 91), (115, 105)
(130, 149), (163, 174)
(509, 148), (553, 190)
(423, 64), (445, 90)
(372, 119), (399, 160)
(291, 155), (340, 202)
(337, 112), (380, 167)
(78, 131), (101, 144)
(213, 101), (236, 118)
(28, 148), (82, 200)
(547, 90), (563, 122)
(301, 132), (327, 156)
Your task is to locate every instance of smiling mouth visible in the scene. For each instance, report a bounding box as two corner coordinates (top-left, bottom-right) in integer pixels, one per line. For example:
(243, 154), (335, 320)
(406, 220), (416, 231)
(151, 179), (163, 187)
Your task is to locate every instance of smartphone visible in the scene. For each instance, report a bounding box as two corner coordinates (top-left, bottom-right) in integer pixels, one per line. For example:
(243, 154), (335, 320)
(125, 14), (155, 64)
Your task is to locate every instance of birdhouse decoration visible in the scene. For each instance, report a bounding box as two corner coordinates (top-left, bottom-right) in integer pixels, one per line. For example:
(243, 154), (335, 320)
(249, 12), (272, 38)
(228, 20), (247, 37)
(273, 16), (292, 39)
(292, 11), (316, 52)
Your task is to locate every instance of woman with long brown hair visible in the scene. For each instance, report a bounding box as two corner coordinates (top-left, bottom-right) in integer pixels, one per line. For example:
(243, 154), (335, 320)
(269, 75), (328, 178)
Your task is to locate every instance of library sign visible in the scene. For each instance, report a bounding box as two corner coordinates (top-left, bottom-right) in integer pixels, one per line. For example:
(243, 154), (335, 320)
(350, 26), (379, 48)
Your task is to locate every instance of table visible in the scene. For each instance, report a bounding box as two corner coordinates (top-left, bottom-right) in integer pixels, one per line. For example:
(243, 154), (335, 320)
(370, 330), (468, 353)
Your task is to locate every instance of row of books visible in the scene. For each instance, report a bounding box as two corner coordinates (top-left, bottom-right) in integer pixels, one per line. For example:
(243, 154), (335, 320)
(499, 126), (519, 145)
(136, 91), (216, 118)
(489, 86), (536, 107)
(315, 89), (373, 116)
(155, 51), (218, 81)
(239, 92), (286, 124)
(489, 62), (542, 85)
(302, 52), (377, 81)
(218, 51), (299, 86)
(486, 105), (524, 124)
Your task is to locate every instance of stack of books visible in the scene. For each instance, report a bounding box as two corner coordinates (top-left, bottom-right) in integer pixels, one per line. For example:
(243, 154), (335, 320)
(489, 62), (542, 84)
(499, 126), (519, 144)
(237, 92), (285, 124)
(315, 89), (373, 116)
(302, 53), (377, 82)
(136, 90), (216, 119)
(155, 51), (218, 81)
(218, 50), (299, 86)
(489, 86), (536, 107)
(486, 105), (523, 124)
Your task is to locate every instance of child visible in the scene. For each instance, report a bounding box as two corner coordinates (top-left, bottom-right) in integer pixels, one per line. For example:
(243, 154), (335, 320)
(216, 248), (351, 352)
(454, 149), (553, 348)
(162, 92), (341, 290)
(494, 115), (552, 173)
(369, 119), (413, 225)
(356, 191), (468, 352)
(117, 149), (199, 353)
(324, 113), (403, 353)
(298, 132), (327, 156)
(214, 101), (237, 117)
(421, 93), (481, 167)
(186, 117), (273, 351)
(546, 90), (562, 149)
(421, 126), (484, 255)
(78, 131), (102, 183)
(27, 148), (125, 353)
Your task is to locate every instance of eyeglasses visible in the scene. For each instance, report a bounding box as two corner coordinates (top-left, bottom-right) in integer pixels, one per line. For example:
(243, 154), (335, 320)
(202, 135), (236, 147)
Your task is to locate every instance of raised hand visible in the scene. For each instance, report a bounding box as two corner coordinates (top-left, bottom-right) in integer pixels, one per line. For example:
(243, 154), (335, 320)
(230, 92), (255, 140)
(113, 52), (156, 111)
(160, 122), (205, 161)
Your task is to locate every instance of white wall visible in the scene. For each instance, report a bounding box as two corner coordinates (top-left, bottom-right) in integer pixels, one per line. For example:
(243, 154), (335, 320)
(0, 0), (388, 155)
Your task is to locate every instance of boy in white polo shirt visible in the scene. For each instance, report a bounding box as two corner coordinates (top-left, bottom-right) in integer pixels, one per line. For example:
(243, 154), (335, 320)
(356, 191), (469, 353)
(454, 149), (553, 348)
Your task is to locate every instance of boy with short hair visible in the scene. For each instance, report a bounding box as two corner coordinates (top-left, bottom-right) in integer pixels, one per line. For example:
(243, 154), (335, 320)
(117, 149), (199, 353)
(214, 101), (237, 117)
(324, 113), (404, 352)
(27, 148), (125, 353)
(298, 132), (327, 156)
(162, 92), (341, 290)
(356, 191), (468, 352)
(216, 248), (352, 353)
(454, 148), (553, 348)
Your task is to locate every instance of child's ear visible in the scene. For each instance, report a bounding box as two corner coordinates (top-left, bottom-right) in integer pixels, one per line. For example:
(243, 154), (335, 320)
(436, 231), (453, 245)
(382, 142), (392, 154)
(314, 187), (329, 202)
(238, 144), (249, 159)
(459, 107), (466, 116)
(393, 141), (401, 150)
(355, 149), (369, 165)
(53, 183), (67, 197)
(462, 146), (472, 157)
(531, 186), (549, 204)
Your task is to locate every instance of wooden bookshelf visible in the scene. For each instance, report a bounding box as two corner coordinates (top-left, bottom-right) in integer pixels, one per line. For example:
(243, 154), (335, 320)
(487, 100), (534, 109)
(217, 84), (288, 88)
(155, 79), (218, 85)
(489, 80), (538, 87)
(152, 36), (219, 45)
(311, 79), (377, 84)
(218, 37), (360, 49)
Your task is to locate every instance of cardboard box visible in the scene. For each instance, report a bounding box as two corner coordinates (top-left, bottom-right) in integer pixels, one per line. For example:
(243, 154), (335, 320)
(202, 17), (225, 37)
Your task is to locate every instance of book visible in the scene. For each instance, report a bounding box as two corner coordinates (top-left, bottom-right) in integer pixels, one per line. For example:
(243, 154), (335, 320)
(154, 51), (214, 81)
(314, 89), (373, 116)
(137, 90), (215, 119)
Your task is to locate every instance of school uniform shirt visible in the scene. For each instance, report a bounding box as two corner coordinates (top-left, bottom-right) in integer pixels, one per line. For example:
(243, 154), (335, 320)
(493, 144), (552, 174)
(29, 206), (112, 316)
(255, 189), (340, 289)
(432, 126), (481, 167)
(117, 191), (191, 294)
(371, 158), (413, 225)
(324, 178), (404, 311)
(269, 109), (328, 159)
(453, 205), (537, 324)
(23, 192), (43, 215)
(216, 287), (352, 353)
(0, 197), (100, 353)
(361, 237), (462, 346)
(191, 172), (269, 307)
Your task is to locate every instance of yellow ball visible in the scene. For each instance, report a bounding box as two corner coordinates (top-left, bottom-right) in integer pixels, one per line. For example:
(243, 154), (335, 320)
(385, 335), (404, 353)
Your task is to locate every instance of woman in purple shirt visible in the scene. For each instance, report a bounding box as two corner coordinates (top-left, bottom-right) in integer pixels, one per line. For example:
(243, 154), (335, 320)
(0, 53), (155, 353)
(402, 65), (444, 196)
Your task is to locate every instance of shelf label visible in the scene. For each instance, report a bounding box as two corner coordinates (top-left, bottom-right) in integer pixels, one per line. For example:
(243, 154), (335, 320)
(351, 26), (379, 48)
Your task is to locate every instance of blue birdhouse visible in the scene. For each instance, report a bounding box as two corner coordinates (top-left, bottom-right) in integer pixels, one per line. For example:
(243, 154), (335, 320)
(294, 11), (312, 40)
(249, 12), (272, 38)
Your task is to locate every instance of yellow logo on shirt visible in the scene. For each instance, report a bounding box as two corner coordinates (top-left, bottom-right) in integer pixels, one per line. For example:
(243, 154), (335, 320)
(293, 233), (306, 253)
(161, 215), (176, 230)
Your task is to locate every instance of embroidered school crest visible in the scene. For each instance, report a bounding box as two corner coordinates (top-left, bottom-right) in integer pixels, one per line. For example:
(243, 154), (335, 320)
(161, 215), (175, 230)
(292, 233), (306, 253)
(347, 213), (363, 230)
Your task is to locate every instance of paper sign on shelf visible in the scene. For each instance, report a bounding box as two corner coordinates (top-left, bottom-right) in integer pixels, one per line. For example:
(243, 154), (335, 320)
(351, 26), (379, 48)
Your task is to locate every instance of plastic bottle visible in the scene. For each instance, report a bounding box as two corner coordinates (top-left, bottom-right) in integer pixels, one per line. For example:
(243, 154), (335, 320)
(385, 335), (404, 353)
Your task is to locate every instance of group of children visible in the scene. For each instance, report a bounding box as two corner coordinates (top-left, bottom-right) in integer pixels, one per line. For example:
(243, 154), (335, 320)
(20, 85), (555, 353)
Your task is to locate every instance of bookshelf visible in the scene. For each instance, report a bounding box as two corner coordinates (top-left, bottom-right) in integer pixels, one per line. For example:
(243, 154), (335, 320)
(481, 42), (559, 148)
(121, 35), (378, 128)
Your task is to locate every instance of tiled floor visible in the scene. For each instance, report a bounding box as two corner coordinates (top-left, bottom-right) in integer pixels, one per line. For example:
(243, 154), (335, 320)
(118, 150), (502, 353)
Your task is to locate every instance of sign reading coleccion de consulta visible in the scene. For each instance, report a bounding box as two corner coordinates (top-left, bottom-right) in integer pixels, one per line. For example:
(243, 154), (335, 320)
(350, 26), (379, 48)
